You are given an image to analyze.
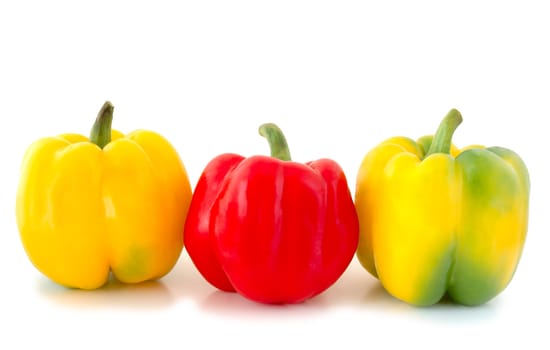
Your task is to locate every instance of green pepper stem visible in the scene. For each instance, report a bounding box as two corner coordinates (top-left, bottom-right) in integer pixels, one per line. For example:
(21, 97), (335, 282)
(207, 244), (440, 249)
(425, 109), (463, 156)
(90, 101), (114, 149)
(258, 123), (292, 161)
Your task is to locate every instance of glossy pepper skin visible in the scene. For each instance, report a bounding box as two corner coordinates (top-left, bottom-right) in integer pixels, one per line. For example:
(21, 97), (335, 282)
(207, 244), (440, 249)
(184, 124), (359, 304)
(16, 102), (192, 289)
(355, 109), (529, 306)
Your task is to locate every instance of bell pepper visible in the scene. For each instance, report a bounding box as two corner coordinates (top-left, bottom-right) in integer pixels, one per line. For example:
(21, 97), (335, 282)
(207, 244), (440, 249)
(184, 123), (359, 304)
(16, 101), (192, 289)
(355, 109), (530, 306)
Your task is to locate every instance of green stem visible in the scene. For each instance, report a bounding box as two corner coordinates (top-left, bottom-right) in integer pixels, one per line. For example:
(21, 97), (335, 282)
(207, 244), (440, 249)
(90, 101), (114, 149)
(258, 123), (292, 161)
(425, 108), (463, 156)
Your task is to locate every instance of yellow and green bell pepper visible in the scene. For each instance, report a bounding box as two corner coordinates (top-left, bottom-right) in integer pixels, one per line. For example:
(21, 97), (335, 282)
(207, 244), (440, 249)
(16, 102), (192, 289)
(355, 109), (530, 306)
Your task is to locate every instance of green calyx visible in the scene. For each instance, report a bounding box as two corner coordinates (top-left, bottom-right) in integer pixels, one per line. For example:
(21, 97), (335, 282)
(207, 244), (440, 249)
(425, 109), (463, 157)
(90, 101), (114, 149)
(258, 123), (292, 161)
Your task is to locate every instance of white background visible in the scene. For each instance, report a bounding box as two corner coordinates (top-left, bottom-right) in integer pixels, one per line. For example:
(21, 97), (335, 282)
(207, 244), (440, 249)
(1, 1), (548, 348)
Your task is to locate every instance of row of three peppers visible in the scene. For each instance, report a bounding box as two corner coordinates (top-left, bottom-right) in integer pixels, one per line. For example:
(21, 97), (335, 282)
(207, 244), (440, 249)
(16, 102), (529, 306)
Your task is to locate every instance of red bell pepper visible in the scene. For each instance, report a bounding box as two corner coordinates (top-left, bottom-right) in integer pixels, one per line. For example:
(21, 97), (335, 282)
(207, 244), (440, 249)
(184, 123), (359, 304)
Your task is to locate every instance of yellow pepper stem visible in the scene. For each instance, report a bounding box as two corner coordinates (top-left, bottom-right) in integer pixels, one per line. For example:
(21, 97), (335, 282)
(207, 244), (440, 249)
(259, 123), (292, 161)
(426, 108), (463, 157)
(90, 101), (114, 149)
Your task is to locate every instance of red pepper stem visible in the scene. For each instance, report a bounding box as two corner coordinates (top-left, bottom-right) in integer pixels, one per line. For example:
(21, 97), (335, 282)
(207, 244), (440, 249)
(90, 101), (114, 149)
(258, 123), (292, 161)
(425, 109), (463, 156)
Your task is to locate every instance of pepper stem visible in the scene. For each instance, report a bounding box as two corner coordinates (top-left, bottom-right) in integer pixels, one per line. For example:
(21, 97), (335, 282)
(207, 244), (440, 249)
(258, 123), (292, 161)
(425, 109), (463, 156)
(90, 101), (114, 149)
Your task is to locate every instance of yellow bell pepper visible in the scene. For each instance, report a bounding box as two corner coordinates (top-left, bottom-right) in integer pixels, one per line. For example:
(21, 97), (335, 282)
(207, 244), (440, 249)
(16, 101), (192, 289)
(355, 109), (530, 306)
